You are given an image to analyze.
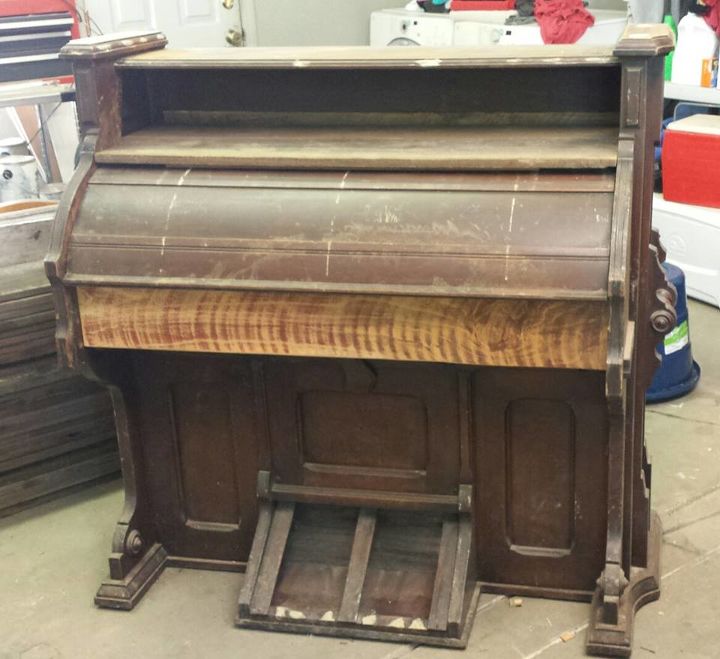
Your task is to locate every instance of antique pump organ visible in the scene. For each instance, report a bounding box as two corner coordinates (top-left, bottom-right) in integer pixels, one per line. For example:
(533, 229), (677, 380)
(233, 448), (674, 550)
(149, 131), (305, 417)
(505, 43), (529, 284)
(47, 26), (675, 656)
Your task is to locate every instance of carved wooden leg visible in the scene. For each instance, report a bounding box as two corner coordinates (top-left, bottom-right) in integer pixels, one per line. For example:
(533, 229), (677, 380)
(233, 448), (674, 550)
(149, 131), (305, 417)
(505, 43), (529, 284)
(588, 384), (661, 656)
(586, 513), (661, 657)
(597, 410), (629, 629)
(95, 543), (168, 610)
(589, 223), (675, 655)
(95, 386), (167, 610)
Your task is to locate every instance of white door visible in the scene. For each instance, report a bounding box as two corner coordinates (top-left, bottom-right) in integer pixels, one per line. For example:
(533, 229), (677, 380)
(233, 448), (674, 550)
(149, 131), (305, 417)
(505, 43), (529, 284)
(82, 0), (241, 47)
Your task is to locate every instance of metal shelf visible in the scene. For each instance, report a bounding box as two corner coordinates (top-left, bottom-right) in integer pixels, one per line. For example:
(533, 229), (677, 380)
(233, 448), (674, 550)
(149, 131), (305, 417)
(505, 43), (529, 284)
(664, 82), (720, 106)
(0, 81), (74, 109)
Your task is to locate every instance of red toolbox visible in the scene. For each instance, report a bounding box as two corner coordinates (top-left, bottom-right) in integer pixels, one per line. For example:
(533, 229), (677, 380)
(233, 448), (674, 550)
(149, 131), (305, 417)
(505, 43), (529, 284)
(0, 0), (80, 84)
(663, 114), (720, 209)
(0, 0), (79, 36)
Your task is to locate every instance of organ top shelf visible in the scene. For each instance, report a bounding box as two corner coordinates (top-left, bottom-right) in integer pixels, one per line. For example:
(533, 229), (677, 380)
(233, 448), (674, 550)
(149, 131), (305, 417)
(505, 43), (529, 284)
(95, 124), (620, 171)
(116, 44), (618, 68)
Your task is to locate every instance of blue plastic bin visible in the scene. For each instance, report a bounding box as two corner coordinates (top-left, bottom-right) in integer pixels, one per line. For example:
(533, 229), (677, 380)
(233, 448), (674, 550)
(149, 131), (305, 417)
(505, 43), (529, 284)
(647, 263), (701, 403)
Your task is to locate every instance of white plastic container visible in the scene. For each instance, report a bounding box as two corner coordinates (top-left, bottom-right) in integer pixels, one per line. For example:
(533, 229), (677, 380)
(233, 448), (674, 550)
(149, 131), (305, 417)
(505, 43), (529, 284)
(0, 155), (39, 203)
(671, 13), (719, 87)
(0, 137), (30, 157)
(653, 193), (720, 308)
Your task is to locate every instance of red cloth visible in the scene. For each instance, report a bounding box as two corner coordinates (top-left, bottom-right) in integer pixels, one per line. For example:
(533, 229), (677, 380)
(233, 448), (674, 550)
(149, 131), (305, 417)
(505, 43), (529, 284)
(702, 0), (720, 37)
(534, 0), (595, 44)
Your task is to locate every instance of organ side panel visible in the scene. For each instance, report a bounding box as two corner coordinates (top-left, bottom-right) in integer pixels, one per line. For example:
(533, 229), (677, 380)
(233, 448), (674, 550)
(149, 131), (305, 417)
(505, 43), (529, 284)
(473, 367), (608, 595)
(129, 352), (260, 563)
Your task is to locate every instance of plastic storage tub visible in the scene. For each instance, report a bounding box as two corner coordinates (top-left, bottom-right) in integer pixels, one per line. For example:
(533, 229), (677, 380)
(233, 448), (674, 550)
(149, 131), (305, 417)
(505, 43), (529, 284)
(652, 193), (720, 308)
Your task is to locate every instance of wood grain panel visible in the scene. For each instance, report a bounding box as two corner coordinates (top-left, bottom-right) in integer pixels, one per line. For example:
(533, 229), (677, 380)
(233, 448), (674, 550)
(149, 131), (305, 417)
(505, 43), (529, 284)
(77, 287), (608, 370)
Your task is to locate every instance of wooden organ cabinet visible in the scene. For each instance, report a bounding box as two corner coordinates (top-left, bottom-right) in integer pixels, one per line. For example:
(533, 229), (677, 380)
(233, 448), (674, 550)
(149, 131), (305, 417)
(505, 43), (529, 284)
(47, 27), (675, 656)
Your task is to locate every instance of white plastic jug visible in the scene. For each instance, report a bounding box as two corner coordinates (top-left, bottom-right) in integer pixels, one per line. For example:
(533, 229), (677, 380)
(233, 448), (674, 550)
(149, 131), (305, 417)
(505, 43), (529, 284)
(672, 12), (719, 86)
(0, 155), (39, 203)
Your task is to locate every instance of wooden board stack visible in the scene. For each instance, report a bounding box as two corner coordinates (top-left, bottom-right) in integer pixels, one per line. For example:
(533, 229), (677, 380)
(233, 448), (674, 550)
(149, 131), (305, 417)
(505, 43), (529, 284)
(0, 200), (118, 516)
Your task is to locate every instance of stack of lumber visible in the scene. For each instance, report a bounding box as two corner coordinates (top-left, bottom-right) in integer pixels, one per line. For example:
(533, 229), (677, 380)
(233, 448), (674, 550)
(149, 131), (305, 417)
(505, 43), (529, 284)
(0, 200), (118, 516)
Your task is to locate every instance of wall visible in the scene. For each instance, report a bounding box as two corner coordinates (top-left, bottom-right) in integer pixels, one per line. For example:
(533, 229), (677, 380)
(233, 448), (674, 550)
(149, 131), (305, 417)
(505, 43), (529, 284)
(590, 0), (627, 10)
(591, 0), (664, 22)
(627, 0), (663, 23)
(241, 0), (406, 46)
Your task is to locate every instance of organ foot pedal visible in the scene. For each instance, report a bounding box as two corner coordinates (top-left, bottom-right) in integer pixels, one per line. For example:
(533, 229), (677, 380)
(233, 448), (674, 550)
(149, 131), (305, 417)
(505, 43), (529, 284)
(236, 472), (479, 647)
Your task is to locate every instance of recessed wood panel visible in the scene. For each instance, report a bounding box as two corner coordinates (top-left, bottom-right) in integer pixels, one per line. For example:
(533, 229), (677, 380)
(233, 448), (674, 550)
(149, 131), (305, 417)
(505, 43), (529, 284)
(77, 287), (609, 370)
(473, 368), (608, 592)
(300, 391), (427, 471)
(263, 359), (461, 495)
(170, 382), (239, 526)
(505, 399), (576, 553)
(130, 353), (260, 561)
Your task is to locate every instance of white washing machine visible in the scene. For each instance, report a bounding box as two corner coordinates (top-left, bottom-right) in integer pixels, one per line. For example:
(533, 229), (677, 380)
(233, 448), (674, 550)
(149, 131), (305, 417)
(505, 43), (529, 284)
(370, 9), (455, 47)
(370, 8), (513, 47)
(370, 8), (628, 48)
(454, 16), (508, 47)
(498, 9), (628, 46)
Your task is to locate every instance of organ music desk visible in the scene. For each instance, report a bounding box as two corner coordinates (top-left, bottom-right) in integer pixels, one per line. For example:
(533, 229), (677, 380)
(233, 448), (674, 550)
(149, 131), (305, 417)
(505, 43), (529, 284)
(47, 26), (675, 656)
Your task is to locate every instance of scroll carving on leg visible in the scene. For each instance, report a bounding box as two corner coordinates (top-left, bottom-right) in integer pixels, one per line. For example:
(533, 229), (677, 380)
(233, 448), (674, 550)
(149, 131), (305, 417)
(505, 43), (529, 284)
(94, 380), (169, 610)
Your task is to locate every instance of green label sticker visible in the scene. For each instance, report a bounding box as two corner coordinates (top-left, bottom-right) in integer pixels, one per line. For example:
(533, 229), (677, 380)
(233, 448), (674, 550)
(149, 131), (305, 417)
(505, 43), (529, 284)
(664, 320), (689, 355)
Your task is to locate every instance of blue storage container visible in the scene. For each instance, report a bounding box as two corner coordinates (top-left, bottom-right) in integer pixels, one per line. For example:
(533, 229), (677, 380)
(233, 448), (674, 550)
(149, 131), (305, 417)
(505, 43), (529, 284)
(647, 263), (701, 402)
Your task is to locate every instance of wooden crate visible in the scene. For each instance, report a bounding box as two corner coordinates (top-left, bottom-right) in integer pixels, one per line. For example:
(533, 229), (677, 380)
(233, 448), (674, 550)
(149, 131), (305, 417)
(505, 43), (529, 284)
(0, 201), (119, 515)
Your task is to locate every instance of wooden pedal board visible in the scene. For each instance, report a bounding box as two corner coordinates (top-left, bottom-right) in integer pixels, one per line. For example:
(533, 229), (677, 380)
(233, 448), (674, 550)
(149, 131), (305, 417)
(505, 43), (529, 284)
(236, 474), (478, 647)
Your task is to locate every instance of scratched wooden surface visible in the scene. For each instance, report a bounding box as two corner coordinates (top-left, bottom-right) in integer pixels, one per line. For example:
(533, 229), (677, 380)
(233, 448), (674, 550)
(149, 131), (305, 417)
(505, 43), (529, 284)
(117, 44), (618, 69)
(95, 125), (619, 171)
(77, 287), (609, 370)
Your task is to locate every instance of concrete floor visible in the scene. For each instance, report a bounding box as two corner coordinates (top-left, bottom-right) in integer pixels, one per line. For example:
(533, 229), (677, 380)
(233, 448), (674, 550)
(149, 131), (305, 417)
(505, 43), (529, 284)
(1, 301), (719, 659)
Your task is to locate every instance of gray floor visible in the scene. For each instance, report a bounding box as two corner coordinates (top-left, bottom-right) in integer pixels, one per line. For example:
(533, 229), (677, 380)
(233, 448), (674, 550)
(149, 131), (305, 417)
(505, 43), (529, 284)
(1, 301), (719, 659)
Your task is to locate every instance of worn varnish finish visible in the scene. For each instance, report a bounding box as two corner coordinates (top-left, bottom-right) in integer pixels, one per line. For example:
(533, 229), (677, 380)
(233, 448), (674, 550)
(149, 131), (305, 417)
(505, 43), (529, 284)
(95, 125), (619, 171)
(77, 287), (609, 370)
(64, 167), (615, 301)
(50, 26), (676, 656)
(116, 44), (620, 68)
